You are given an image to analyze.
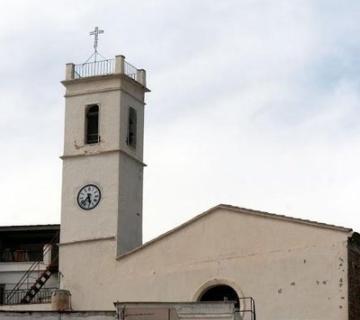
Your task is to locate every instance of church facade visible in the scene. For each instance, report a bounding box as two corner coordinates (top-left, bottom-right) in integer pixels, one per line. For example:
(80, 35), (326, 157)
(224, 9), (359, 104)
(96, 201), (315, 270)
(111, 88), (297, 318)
(57, 54), (360, 320)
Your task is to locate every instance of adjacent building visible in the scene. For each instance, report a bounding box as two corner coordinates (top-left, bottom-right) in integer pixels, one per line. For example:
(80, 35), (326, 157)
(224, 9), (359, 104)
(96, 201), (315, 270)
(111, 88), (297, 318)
(0, 225), (59, 306)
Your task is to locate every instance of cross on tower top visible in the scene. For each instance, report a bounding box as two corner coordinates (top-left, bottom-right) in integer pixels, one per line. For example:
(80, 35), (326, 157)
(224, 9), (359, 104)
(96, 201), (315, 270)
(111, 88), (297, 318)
(89, 26), (104, 61)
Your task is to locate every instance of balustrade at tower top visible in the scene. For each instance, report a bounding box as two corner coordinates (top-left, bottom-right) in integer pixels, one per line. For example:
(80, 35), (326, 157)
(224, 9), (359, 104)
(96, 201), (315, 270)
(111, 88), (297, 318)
(64, 55), (147, 87)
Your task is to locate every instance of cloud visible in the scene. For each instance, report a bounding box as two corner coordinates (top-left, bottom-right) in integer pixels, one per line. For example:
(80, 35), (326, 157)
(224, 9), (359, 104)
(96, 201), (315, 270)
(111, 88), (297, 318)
(0, 0), (360, 238)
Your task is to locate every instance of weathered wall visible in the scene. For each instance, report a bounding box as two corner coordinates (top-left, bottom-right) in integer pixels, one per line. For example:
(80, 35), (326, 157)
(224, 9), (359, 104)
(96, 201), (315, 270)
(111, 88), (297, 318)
(348, 232), (360, 320)
(60, 207), (350, 320)
(0, 311), (115, 319)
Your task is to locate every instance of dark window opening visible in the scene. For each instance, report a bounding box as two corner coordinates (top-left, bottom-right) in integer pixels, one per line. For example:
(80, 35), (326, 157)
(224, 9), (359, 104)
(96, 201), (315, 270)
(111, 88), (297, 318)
(0, 285), (4, 305)
(86, 105), (99, 144)
(199, 285), (239, 309)
(126, 107), (137, 148)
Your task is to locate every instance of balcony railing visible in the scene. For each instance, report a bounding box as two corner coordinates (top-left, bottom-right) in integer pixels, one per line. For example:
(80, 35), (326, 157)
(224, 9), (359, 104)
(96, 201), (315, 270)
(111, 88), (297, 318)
(0, 250), (43, 263)
(1, 287), (56, 305)
(124, 61), (137, 80)
(68, 56), (145, 86)
(74, 59), (115, 79)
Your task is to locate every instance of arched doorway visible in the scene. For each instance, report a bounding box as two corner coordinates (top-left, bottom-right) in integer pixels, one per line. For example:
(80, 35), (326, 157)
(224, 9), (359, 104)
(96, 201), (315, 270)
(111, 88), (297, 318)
(198, 285), (240, 309)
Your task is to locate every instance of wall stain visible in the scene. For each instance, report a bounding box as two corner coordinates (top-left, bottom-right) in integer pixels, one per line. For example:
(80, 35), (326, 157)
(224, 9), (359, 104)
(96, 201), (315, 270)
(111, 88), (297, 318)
(339, 278), (343, 288)
(74, 140), (82, 150)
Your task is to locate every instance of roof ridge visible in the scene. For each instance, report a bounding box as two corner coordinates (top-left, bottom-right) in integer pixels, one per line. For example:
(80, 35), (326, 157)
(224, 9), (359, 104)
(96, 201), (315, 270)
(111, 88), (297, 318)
(217, 204), (352, 233)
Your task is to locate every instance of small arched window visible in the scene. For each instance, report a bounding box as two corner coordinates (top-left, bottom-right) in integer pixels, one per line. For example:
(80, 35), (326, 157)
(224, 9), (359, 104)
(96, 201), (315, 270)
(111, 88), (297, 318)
(199, 285), (240, 309)
(86, 105), (99, 144)
(126, 107), (137, 148)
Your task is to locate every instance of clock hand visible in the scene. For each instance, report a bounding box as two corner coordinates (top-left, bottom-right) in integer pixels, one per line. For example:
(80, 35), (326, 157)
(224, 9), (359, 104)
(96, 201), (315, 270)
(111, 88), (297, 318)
(87, 194), (92, 207)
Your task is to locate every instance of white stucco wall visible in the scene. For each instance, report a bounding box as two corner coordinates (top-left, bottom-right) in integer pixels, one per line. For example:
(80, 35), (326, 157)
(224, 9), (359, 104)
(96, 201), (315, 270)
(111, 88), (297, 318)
(59, 207), (350, 320)
(60, 153), (120, 243)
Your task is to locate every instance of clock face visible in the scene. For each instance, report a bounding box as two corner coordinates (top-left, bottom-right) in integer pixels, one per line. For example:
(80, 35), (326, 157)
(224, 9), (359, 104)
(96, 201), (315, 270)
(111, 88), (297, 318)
(77, 184), (101, 210)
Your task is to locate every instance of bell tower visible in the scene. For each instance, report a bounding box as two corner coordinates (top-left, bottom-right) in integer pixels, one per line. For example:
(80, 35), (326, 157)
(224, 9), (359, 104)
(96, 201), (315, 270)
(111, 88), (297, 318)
(59, 55), (149, 256)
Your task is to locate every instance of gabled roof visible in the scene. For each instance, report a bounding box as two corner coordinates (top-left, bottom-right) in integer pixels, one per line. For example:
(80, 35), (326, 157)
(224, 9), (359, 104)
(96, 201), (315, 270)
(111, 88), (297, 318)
(117, 204), (352, 260)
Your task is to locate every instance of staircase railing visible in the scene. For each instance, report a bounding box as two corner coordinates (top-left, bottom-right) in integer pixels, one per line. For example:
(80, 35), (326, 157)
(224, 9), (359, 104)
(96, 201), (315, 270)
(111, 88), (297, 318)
(4, 287), (57, 305)
(5, 231), (59, 304)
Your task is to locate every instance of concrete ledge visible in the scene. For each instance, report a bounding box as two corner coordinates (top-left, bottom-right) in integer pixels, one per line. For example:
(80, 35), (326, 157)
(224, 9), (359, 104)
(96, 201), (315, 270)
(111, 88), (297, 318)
(62, 73), (150, 93)
(61, 149), (146, 167)
(59, 236), (115, 247)
(0, 303), (52, 311)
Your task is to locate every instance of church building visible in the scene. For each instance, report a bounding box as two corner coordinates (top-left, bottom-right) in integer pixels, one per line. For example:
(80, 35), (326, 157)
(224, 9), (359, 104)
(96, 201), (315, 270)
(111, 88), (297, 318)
(1, 51), (359, 320)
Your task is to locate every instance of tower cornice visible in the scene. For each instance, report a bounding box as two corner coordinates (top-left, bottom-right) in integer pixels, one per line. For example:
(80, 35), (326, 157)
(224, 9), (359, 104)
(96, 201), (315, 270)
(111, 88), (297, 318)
(61, 73), (150, 93)
(60, 148), (147, 167)
(63, 86), (147, 106)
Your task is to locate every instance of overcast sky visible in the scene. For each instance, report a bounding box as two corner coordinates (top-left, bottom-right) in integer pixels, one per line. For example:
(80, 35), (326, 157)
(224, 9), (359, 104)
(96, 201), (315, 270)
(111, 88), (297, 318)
(1, 0), (360, 240)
